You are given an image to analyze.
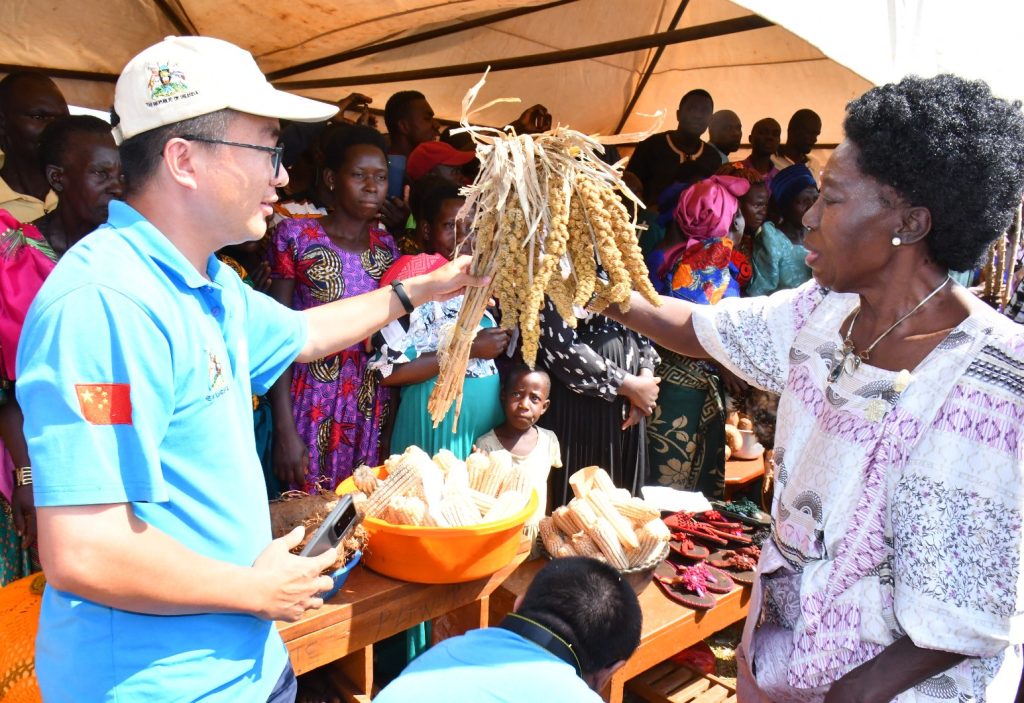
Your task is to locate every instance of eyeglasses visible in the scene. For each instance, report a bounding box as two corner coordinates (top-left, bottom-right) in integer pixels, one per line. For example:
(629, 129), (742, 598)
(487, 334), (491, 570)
(180, 135), (284, 178)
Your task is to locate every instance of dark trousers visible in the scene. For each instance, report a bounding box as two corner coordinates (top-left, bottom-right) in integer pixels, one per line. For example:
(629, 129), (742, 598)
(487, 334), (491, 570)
(267, 660), (298, 703)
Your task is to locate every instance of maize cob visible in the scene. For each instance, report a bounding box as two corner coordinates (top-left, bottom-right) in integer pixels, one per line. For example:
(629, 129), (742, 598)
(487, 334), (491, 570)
(568, 465), (618, 499)
(484, 491), (526, 522)
(363, 462), (423, 519)
(538, 517), (568, 555)
(480, 450), (513, 497)
(439, 492), (482, 527)
(500, 464), (531, 495)
(639, 517), (671, 542)
(351, 491), (369, 515)
(352, 465), (379, 496)
(626, 528), (665, 568)
(417, 458), (446, 513)
(551, 506), (581, 536)
(466, 451), (490, 493)
(609, 495), (660, 527)
(432, 449), (458, 475)
(469, 488), (498, 515)
(586, 491), (639, 549)
(567, 498), (600, 533)
(586, 518), (630, 569)
(386, 495), (427, 526)
(569, 531), (604, 560)
(539, 517), (578, 558)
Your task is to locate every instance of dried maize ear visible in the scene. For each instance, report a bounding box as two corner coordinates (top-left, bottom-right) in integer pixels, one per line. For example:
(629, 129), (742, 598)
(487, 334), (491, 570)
(432, 449), (462, 477)
(417, 458), (446, 512)
(480, 450), (513, 497)
(352, 465), (379, 496)
(466, 451), (491, 492)
(439, 493), (482, 527)
(586, 491), (639, 549)
(554, 544), (578, 558)
(639, 517), (671, 543)
(567, 498), (600, 533)
(484, 491), (526, 522)
(552, 506), (581, 536)
(469, 488), (498, 515)
(586, 519), (630, 570)
(626, 529), (664, 568)
(609, 495), (660, 526)
(387, 495), (427, 526)
(351, 491), (369, 515)
(538, 517), (568, 555)
(569, 531), (604, 560)
(500, 464), (531, 495)
(363, 462), (423, 519)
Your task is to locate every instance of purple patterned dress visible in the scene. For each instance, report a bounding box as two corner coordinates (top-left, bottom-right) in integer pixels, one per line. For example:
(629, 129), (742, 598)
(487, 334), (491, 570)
(268, 218), (397, 492)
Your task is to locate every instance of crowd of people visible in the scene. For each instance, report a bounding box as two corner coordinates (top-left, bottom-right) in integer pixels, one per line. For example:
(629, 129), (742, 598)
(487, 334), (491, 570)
(0, 29), (1023, 703)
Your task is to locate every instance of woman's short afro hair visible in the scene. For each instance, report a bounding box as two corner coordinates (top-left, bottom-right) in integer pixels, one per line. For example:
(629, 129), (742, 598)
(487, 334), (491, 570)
(844, 74), (1024, 271)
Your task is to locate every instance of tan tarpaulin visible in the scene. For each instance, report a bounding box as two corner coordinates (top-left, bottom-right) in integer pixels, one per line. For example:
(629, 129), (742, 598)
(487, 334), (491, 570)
(3, 0), (1020, 147)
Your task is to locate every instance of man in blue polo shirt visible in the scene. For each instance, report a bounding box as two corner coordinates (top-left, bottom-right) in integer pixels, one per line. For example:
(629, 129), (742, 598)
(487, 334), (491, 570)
(15, 36), (479, 703)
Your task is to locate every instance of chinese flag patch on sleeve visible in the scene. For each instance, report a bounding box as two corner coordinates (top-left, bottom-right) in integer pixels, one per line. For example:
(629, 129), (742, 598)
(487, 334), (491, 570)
(75, 383), (133, 425)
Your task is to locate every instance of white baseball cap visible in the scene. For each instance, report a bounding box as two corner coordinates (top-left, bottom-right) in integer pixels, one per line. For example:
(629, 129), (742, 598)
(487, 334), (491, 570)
(112, 35), (337, 143)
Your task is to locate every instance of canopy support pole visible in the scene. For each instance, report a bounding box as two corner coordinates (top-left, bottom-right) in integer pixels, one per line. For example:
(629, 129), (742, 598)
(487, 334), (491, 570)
(613, 0), (690, 134)
(265, 0), (581, 81)
(273, 15), (774, 90)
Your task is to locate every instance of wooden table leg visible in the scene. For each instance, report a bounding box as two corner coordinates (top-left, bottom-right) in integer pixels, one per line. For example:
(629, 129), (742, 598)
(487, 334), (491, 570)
(432, 595), (490, 644)
(602, 669), (625, 703)
(325, 646), (374, 703)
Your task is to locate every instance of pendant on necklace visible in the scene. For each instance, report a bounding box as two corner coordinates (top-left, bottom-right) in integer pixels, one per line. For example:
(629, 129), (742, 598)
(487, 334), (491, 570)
(828, 341), (862, 384)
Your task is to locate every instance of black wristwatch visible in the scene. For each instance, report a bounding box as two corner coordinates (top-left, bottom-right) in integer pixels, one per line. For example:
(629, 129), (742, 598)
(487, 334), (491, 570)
(390, 279), (415, 314)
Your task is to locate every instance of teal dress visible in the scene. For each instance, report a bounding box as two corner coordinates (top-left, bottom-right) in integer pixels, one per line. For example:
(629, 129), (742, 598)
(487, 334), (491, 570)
(371, 297), (504, 460)
(746, 221), (812, 297)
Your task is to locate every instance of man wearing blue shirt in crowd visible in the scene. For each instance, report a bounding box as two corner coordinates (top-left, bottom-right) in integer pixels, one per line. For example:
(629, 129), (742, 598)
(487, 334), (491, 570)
(374, 557), (643, 702)
(15, 36), (479, 702)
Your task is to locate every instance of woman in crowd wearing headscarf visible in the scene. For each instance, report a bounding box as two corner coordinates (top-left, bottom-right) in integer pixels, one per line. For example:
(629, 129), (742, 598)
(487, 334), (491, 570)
(605, 74), (1024, 703)
(642, 175), (751, 497)
(0, 115), (122, 585)
(744, 163), (815, 296)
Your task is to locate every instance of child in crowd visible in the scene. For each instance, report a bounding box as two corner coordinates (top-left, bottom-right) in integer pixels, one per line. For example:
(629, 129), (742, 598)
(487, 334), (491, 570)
(370, 178), (509, 459)
(475, 364), (562, 555)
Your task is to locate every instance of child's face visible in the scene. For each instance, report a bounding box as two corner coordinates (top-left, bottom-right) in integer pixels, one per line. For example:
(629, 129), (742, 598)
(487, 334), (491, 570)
(502, 372), (551, 431)
(424, 197), (466, 259)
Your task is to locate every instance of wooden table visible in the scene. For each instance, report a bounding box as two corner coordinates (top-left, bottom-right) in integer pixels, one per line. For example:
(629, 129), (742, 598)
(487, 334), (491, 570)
(724, 455), (765, 501)
(278, 542), (530, 701)
(493, 559), (750, 703)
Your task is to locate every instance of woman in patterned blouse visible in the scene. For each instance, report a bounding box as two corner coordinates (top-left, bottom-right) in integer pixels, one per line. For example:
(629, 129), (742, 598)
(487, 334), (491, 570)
(267, 125), (398, 492)
(604, 75), (1024, 703)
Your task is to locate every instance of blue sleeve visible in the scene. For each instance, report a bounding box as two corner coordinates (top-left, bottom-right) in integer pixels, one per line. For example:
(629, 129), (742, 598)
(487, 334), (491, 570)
(240, 283), (307, 394)
(16, 286), (174, 507)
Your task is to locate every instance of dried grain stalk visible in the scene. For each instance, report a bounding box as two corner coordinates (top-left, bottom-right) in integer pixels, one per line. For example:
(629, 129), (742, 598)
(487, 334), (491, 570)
(428, 72), (662, 429)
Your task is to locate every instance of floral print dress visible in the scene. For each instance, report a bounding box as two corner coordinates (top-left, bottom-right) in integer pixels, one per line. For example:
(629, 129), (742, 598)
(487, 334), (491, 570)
(693, 280), (1024, 702)
(268, 218), (397, 491)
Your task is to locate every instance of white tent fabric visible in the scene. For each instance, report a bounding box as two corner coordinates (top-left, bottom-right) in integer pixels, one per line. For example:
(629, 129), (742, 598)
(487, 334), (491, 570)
(3, 0), (1019, 147)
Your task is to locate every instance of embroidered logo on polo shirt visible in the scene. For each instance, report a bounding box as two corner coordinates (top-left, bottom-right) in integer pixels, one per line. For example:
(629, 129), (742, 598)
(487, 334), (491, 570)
(75, 384), (132, 425)
(206, 348), (230, 401)
(145, 62), (197, 107)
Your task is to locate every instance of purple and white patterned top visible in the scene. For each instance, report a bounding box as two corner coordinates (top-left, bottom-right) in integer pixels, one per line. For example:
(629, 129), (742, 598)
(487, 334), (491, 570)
(692, 280), (1024, 702)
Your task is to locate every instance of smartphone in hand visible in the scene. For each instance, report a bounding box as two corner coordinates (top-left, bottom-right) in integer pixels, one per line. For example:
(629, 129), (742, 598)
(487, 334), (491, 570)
(299, 494), (362, 558)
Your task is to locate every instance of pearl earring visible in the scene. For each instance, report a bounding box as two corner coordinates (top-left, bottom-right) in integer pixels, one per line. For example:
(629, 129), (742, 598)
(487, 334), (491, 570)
(891, 236), (902, 247)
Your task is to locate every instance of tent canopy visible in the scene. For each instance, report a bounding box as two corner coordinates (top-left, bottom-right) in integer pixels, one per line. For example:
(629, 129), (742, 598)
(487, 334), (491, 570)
(4, 0), (1022, 147)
